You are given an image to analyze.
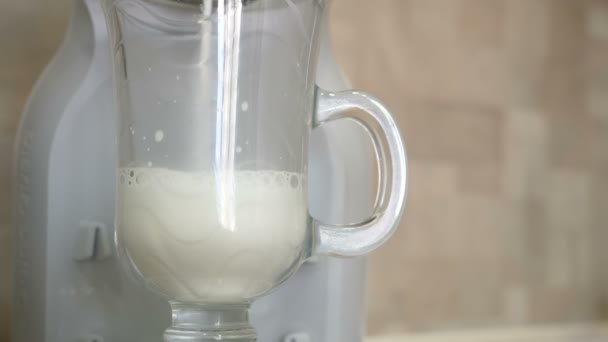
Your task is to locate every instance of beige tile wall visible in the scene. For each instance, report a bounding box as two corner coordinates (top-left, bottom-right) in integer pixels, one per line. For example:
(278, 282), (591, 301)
(0, 0), (607, 340)
(330, 0), (608, 334)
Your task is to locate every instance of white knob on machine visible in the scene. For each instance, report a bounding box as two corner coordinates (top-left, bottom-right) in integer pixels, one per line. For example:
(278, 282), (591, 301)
(283, 332), (311, 342)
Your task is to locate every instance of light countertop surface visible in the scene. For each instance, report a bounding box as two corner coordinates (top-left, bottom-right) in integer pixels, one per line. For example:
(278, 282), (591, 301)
(366, 324), (608, 342)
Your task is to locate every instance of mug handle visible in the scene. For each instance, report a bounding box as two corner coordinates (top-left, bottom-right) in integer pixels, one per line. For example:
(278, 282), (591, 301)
(312, 88), (408, 257)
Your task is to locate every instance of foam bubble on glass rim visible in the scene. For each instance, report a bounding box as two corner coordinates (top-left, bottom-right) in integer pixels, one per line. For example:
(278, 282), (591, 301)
(119, 167), (304, 190)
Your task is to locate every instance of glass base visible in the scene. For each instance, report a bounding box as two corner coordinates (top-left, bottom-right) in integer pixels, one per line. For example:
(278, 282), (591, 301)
(164, 302), (257, 341)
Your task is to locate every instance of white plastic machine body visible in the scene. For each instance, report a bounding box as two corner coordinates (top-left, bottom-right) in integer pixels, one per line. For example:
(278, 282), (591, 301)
(13, 0), (374, 341)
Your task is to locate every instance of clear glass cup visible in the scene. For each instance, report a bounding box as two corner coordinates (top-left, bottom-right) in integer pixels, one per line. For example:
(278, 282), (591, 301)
(103, 0), (408, 340)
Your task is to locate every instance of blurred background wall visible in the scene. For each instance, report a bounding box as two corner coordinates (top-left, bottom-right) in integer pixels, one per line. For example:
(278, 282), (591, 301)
(334, 0), (608, 334)
(1, 0), (607, 340)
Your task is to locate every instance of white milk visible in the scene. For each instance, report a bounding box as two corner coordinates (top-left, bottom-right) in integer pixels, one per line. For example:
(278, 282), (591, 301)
(118, 167), (308, 303)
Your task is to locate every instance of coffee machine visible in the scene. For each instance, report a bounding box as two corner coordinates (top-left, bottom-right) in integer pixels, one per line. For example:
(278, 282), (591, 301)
(13, 0), (391, 341)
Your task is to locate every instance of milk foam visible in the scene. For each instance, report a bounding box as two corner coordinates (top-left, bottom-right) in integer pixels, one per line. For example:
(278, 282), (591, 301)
(118, 167), (308, 303)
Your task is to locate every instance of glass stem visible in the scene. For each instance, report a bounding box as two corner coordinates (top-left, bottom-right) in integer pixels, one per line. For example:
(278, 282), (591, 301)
(164, 301), (257, 342)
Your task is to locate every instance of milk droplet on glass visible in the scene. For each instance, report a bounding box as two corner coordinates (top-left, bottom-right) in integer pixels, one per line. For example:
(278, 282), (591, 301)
(241, 101), (249, 112)
(236, 146), (243, 153)
(142, 136), (147, 141)
(147, 161), (153, 167)
(155, 130), (164, 142)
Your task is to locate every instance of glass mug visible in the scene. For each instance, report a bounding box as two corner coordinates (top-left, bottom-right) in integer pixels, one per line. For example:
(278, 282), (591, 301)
(103, 0), (407, 340)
